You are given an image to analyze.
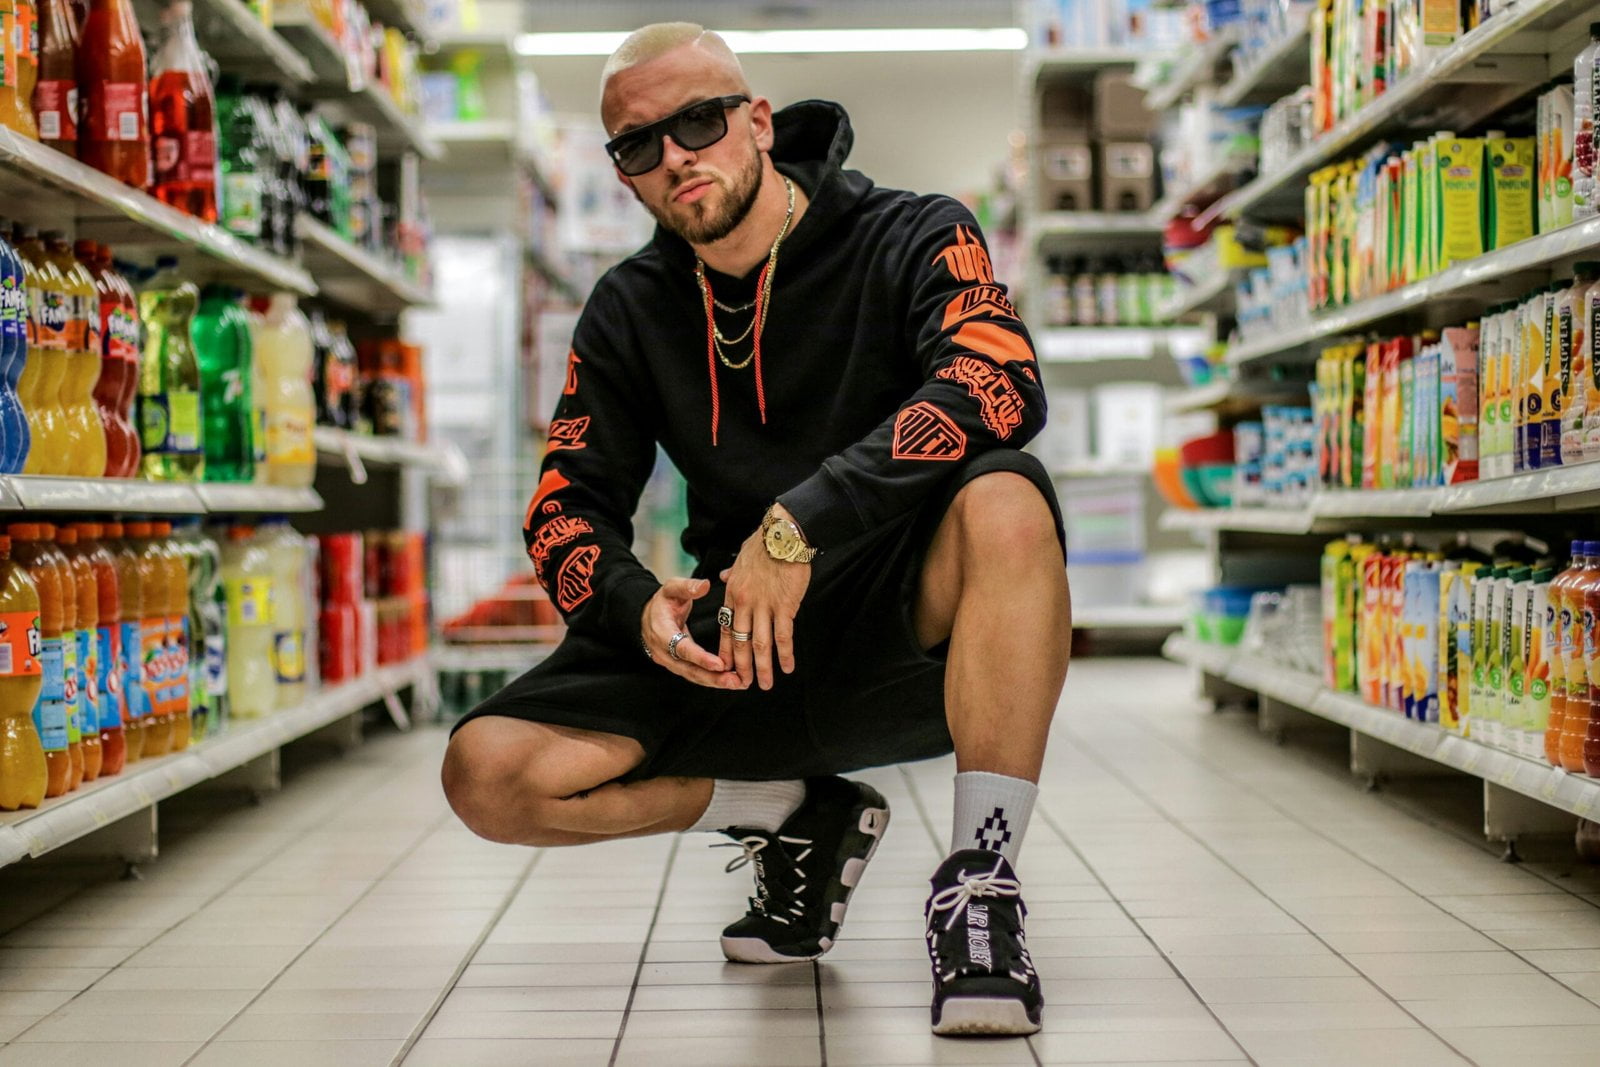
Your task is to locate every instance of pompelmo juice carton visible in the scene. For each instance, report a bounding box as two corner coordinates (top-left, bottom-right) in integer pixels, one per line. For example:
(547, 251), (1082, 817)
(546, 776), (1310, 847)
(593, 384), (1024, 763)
(1439, 324), (1479, 482)
(1486, 134), (1536, 250)
(1436, 136), (1485, 269)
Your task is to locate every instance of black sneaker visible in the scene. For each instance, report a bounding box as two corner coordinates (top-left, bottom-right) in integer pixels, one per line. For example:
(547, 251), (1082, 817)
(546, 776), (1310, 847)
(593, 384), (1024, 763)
(924, 849), (1042, 1036)
(717, 776), (890, 963)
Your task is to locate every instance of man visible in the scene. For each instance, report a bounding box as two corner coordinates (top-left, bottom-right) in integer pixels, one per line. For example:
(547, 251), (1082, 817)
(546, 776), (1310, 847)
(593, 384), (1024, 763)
(443, 23), (1071, 1036)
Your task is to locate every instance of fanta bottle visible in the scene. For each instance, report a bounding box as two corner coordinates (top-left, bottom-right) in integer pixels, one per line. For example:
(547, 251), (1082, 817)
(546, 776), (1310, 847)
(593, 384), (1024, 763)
(127, 522), (171, 754)
(107, 521), (147, 761)
(255, 294), (315, 488)
(10, 524), (67, 796)
(41, 525), (83, 789)
(55, 526), (100, 781)
(153, 521), (190, 750)
(84, 241), (132, 477)
(137, 257), (203, 481)
(0, 534), (46, 810)
(74, 523), (122, 775)
(0, 220), (28, 473)
(107, 252), (142, 476)
(15, 225), (68, 475)
(221, 524), (275, 717)
(259, 518), (307, 708)
(49, 234), (105, 477)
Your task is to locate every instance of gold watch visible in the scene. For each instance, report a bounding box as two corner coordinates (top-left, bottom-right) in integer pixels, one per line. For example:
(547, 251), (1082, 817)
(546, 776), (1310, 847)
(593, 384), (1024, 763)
(761, 505), (818, 563)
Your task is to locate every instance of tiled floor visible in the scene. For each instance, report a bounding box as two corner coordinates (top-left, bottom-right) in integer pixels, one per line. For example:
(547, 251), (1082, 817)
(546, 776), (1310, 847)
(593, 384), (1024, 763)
(5, 657), (1600, 1065)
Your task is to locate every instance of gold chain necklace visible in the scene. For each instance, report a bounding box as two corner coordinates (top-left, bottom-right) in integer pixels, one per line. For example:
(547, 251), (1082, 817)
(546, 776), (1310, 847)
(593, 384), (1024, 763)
(695, 176), (795, 370)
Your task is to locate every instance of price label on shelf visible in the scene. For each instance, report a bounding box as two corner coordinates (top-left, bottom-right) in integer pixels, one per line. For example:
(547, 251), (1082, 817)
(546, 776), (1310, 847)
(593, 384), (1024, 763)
(1576, 789), (1600, 819)
(1461, 745), (1485, 774)
(130, 781), (153, 807)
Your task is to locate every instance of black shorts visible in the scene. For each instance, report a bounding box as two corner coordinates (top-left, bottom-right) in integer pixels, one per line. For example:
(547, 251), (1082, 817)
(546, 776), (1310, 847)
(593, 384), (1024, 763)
(453, 450), (1064, 782)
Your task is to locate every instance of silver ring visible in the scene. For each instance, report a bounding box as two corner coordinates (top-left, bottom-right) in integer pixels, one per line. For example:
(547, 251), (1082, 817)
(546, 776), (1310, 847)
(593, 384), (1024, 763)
(667, 631), (689, 661)
(731, 630), (752, 642)
(717, 606), (734, 629)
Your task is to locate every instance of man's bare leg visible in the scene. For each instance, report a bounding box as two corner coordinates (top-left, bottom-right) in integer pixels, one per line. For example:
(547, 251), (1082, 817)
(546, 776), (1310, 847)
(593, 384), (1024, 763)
(442, 718), (712, 847)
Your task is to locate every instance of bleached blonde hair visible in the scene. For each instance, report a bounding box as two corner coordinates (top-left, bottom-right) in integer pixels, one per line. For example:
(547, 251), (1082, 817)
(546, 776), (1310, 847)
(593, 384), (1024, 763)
(600, 22), (752, 112)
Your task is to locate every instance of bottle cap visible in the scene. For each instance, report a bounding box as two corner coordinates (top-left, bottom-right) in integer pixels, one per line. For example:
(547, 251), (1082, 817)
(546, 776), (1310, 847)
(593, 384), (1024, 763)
(56, 527), (76, 545)
(0, 536), (12, 557)
(38, 523), (54, 539)
(71, 522), (101, 539)
(153, 521), (173, 536)
(1573, 540), (1586, 558)
(103, 521), (124, 538)
(125, 521), (154, 537)
(6, 523), (39, 540)
(228, 525), (256, 541)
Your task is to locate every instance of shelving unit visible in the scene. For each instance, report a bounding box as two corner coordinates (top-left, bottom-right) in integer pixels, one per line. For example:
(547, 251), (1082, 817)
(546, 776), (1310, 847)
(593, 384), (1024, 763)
(314, 427), (469, 487)
(1150, 150), (1257, 223)
(1214, 22), (1312, 107)
(1028, 48), (1146, 78)
(1036, 325), (1209, 362)
(1029, 211), (1164, 241)
(1160, 269), (1239, 319)
(298, 213), (433, 313)
(0, 477), (323, 515)
(1140, 26), (1240, 113)
(176, 0), (315, 84)
(0, 657), (435, 868)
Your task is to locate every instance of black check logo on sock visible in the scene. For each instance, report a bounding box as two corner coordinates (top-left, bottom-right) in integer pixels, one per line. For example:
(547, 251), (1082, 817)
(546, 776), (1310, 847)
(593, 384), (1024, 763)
(975, 807), (1012, 851)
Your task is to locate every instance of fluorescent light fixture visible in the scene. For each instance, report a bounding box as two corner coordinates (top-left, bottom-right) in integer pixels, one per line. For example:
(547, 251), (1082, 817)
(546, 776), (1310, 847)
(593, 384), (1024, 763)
(513, 27), (1028, 57)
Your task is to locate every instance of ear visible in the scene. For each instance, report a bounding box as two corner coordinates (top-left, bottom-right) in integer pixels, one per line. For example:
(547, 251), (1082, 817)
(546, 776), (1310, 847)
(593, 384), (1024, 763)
(613, 166), (636, 194)
(747, 97), (775, 153)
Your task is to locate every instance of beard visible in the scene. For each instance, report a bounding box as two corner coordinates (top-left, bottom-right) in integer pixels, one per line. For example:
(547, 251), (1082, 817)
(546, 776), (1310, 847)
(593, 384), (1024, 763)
(646, 140), (764, 245)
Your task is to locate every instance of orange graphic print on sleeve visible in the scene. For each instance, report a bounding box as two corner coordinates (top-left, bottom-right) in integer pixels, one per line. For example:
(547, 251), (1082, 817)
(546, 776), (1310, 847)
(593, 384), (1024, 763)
(523, 469), (571, 530)
(555, 545), (602, 611)
(942, 285), (1018, 330)
(547, 416), (590, 452)
(528, 515), (595, 582)
(933, 226), (995, 284)
(892, 402), (968, 461)
(563, 350), (582, 395)
(952, 321), (1036, 367)
(936, 357), (1025, 439)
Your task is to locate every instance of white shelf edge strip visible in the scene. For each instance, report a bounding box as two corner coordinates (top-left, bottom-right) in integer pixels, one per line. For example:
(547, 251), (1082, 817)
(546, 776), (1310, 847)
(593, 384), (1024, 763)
(1163, 636), (1600, 819)
(1218, 0), (1583, 219)
(1216, 23), (1310, 106)
(1229, 216), (1600, 365)
(0, 658), (431, 866)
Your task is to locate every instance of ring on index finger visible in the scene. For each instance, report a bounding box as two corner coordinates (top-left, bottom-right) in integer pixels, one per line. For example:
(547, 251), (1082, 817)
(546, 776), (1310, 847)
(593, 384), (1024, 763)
(717, 606), (734, 630)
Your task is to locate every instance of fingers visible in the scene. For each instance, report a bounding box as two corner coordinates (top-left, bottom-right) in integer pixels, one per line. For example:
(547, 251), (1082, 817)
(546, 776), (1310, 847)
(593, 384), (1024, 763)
(661, 577), (711, 602)
(731, 606), (755, 688)
(753, 609), (775, 691)
(671, 631), (726, 674)
(774, 612), (796, 675)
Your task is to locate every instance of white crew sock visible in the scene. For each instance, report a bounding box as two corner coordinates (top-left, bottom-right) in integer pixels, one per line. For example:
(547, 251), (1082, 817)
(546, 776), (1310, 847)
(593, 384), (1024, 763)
(951, 771), (1038, 867)
(686, 779), (806, 834)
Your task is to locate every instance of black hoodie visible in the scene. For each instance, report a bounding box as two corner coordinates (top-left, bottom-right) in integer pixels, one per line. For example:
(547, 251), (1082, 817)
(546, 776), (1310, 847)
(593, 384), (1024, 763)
(525, 100), (1046, 649)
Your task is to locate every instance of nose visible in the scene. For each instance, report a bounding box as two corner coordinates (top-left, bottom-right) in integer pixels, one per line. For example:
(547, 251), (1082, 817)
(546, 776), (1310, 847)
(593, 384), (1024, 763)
(660, 133), (698, 171)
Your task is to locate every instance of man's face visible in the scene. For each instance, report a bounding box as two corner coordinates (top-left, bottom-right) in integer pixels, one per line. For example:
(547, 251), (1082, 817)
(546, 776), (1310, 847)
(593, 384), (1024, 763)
(602, 45), (770, 245)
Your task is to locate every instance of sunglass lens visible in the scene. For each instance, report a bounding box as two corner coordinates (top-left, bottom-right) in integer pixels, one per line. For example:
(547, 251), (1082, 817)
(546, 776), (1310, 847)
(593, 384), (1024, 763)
(672, 102), (730, 152)
(613, 132), (660, 176)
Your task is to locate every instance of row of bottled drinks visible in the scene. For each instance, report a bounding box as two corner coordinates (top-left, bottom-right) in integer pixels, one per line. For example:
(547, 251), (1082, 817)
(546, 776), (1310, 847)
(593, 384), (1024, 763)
(0, 221), (419, 482)
(0, 520), (428, 811)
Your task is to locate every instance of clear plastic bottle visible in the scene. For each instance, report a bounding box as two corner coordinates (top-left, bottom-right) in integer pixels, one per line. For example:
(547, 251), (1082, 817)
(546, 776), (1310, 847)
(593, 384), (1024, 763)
(259, 518), (307, 708)
(175, 520), (225, 740)
(255, 293), (315, 487)
(221, 525), (274, 717)
(137, 256), (204, 481)
(1575, 23), (1600, 220)
(148, 0), (217, 222)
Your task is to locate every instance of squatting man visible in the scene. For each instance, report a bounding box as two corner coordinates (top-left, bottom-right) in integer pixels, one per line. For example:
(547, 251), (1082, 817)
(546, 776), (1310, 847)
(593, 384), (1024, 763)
(443, 22), (1072, 1036)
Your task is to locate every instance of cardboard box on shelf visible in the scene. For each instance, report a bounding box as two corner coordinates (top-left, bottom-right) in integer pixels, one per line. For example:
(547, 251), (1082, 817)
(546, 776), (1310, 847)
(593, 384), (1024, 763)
(1038, 80), (1094, 136)
(1093, 70), (1153, 139)
(1037, 139), (1096, 212)
(1098, 142), (1156, 213)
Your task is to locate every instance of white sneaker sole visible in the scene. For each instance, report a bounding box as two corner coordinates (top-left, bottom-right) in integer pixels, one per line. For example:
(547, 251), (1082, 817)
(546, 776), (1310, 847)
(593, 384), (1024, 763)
(720, 803), (890, 964)
(932, 996), (1042, 1036)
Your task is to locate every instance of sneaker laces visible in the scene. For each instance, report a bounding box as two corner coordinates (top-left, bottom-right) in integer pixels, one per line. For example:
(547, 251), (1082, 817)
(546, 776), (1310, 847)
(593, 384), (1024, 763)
(927, 856), (1022, 932)
(713, 833), (815, 925)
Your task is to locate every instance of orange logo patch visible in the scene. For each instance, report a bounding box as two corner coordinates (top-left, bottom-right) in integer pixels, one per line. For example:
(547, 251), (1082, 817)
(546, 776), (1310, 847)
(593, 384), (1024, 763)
(936, 357), (1025, 440)
(523, 469), (571, 530)
(892, 402), (968, 461)
(942, 285), (1017, 330)
(528, 515), (594, 583)
(555, 545), (601, 611)
(547, 416), (590, 452)
(563, 350), (582, 395)
(952, 321), (1037, 367)
(932, 226), (994, 284)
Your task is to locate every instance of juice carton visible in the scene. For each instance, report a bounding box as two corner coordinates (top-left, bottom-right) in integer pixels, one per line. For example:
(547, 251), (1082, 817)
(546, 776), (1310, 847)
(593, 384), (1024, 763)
(1360, 544), (1387, 703)
(1415, 561), (1442, 722)
(1486, 135), (1536, 250)
(1541, 84), (1576, 231)
(1469, 564), (1495, 738)
(1483, 567), (1508, 747)
(1316, 353), (1341, 487)
(1495, 304), (1515, 475)
(1452, 562), (1483, 733)
(1560, 269), (1600, 463)
(1507, 569), (1533, 750)
(1322, 539), (1350, 686)
(1421, 0), (1461, 51)
(1528, 567), (1555, 759)
(1385, 548), (1409, 712)
(1347, 542), (1375, 693)
(1440, 564), (1461, 730)
(1398, 355), (1416, 486)
(1363, 341), (1383, 487)
(1419, 341), (1441, 486)
(1585, 276), (1600, 460)
(1379, 338), (1402, 487)
(1543, 281), (1564, 467)
(1342, 343), (1367, 486)
(1480, 309), (1501, 477)
(1439, 323), (1479, 482)
(1437, 136), (1485, 269)
(1546, 544), (1582, 765)
(1313, 0), (1334, 134)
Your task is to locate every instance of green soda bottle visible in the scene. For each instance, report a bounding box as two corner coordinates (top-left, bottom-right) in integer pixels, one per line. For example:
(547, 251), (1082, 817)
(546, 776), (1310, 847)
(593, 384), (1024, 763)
(136, 257), (204, 482)
(192, 285), (255, 482)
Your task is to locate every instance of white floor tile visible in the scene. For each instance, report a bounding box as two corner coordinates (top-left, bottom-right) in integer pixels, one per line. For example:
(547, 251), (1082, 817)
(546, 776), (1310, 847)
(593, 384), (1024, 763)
(402, 1038), (614, 1067)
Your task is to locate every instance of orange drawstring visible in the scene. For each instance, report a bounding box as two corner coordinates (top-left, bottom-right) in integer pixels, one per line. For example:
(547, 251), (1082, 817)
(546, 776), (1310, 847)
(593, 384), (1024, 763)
(701, 277), (721, 446)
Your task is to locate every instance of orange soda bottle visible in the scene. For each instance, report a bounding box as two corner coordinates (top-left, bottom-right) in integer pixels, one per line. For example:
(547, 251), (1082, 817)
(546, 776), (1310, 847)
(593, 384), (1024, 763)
(73, 523), (122, 775)
(127, 522), (171, 756)
(57, 525), (100, 781)
(0, 534), (46, 810)
(9, 524), (67, 795)
(153, 521), (189, 750)
(41, 524), (82, 789)
(108, 521), (145, 761)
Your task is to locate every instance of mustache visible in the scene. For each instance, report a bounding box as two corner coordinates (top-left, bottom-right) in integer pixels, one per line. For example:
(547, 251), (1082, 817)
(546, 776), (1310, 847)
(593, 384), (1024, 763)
(666, 171), (721, 199)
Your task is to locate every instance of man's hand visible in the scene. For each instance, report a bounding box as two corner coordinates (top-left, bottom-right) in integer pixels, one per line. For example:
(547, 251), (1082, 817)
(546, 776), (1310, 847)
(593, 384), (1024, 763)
(641, 578), (745, 689)
(719, 510), (812, 690)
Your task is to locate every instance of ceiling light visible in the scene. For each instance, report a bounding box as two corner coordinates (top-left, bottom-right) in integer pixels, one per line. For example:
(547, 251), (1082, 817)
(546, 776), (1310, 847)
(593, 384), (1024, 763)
(512, 27), (1028, 57)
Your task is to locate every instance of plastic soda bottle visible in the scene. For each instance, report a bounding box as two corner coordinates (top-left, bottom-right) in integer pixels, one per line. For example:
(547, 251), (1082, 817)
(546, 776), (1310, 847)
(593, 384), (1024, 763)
(216, 76), (266, 242)
(10, 0), (40, 141)
(193, 285), (255, 481)
(55, 526), (99, 781)
(15, 224), (67, 475)
(175, 520), (224, 739)
(83, 241), (136, 477)
(153, 521), (190, 750)
(39, 525), (82, 789)
(107, 521), (146, 761)
(1574, 23), (1600, 219)
(1568, 543), (1600, 772)
(73, 523), (122, 775)
(0, 220), (27, 473)
(32, 0), (77, 155)
(104, 251), (142, 476)
(49, 233), (105, 477)
(0, 534), (45, 810)
(255, 294), (315, 487)
(126, 523), (171, 755)
(260, 518), (306, 708)
(221, 524), (274, 717)
(137, 256), (204, 481)
(77, 0), (148, 187)
(148, 0), (217, 222)
(10, 525), (66, 795)
(1547, 542), (1585, 765)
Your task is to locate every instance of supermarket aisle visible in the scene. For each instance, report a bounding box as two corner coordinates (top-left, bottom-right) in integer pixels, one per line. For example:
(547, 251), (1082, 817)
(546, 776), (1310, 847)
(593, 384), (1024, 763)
(7, 659), (1600, 1066)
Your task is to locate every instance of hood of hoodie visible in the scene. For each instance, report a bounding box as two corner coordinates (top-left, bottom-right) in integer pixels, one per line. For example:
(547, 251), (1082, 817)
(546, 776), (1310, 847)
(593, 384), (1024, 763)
(647, 99), (875, 270)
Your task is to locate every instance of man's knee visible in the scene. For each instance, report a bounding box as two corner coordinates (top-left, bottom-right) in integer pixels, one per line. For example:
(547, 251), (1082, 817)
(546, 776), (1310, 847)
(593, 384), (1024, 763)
(443, 720), (541, 844)
(949, 470), (1061, 565)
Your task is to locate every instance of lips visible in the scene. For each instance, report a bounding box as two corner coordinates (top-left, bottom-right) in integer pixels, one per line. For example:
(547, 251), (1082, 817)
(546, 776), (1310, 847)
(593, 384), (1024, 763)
(673, 179), (714, 204)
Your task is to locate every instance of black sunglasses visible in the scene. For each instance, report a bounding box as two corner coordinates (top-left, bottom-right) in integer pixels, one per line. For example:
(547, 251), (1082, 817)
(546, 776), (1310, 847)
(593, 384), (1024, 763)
(605, 95), (751, 176)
